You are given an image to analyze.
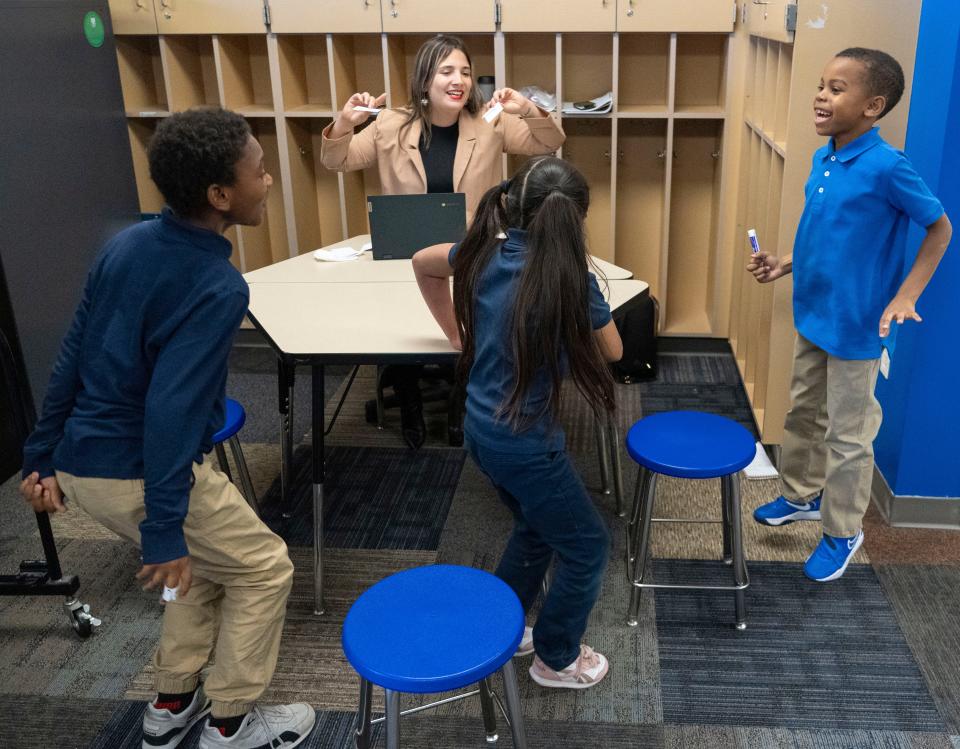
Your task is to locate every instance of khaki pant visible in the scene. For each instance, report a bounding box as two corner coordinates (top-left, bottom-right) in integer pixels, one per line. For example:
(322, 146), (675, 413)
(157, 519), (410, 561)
(779, 333), (882, 537)
(57, 457), (293, 718)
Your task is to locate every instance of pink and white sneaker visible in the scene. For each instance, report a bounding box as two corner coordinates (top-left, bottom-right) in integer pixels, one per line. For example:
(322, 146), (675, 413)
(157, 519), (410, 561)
(514, 626), (534, 658)
(529, 644), (609, 689)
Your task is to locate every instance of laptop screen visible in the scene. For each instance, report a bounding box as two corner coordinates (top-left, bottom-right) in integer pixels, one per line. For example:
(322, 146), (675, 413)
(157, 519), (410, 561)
(367, 193), (467, 260)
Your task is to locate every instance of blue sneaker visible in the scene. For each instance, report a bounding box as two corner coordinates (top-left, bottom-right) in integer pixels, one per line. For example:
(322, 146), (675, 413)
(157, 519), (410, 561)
(803, 531), (864, 582)
(753, 495), (821, 526)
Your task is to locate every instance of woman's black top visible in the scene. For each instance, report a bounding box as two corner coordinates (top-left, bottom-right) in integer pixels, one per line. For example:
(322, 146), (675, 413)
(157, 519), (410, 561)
(419, 121), (459, 194)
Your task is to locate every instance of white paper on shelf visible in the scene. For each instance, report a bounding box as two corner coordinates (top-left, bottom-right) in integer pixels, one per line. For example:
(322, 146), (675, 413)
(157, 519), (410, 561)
(313, 246), (364, 262)
(561, 91), (613, 115)
(744, 442), (779, 480)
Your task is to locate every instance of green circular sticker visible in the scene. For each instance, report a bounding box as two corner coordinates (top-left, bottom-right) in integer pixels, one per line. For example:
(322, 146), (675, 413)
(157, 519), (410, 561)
(83, 11), (105, 48)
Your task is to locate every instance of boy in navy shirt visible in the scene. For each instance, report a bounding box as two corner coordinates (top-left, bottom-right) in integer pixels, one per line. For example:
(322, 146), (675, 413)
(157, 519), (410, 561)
(20, 108), (315, 748)
(748, 49), (951, 581)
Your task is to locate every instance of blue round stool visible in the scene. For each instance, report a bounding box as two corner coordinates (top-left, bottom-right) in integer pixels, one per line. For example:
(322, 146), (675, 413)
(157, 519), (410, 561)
(212, 398), (260, 516)
(343, 565), (528, 749)
(624, 411), (755, 630)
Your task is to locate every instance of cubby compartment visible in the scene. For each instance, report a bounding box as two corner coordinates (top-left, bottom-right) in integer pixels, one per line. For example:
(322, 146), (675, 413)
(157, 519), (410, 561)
(614, 119), (668, 297)
(331, 35), (387, 108)
(386, 34), (495, 109)
(276, 35), (334, 114)
(126, 119), (164, 213)
(664, 119), (723, 334)
(161, 36), (219, 111)
(773, 43), (792, 151)
(285, 118), (346, 254)
(561, 34), (613, 111)
(674, 34), (726, 115)
(617, 34), (670, 115)
(562, 118), (613, 260)
(116, 36), (168, 115)
(236, 120), (288, 272)
(504, 33), (556, 98)
(217, 35), (273, 115)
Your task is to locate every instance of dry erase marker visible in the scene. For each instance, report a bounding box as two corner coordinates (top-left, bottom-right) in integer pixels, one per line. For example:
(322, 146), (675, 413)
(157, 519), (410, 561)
(353, 105), (382, 114)
(161, 585), (178, 602)
(747, 229), (761, 254)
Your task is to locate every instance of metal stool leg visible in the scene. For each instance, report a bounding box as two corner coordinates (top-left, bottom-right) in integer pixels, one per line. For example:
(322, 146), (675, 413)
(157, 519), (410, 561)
(720, 476), (732, 565)
(228, 436), (261, 516)
(607, 416), (625, 517)
(385, 689), (401, 749)
(478, 677), (499, 743)
(627, 468), (657, 626)
(626, 466), (647, 564)
(376, 365), (387, 429)
(355, 678), (373, 749)
(595, 416), (611, 495)
(500, 660), (527, 749)
(724, 473), (748, 630)
(214, 442), (232, 482)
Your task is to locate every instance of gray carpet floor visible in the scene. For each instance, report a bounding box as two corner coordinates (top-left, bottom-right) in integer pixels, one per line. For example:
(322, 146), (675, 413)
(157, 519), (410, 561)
(1, 347), (958, 748)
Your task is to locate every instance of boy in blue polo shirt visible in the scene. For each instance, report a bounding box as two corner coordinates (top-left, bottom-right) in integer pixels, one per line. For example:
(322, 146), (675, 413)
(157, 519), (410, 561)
(747, 48), (952, 581)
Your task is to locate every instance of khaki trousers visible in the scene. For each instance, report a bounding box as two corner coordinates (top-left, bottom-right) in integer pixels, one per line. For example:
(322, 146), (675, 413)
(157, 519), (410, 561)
(57, 457), (293, 718)
(779, 333), (882, 537)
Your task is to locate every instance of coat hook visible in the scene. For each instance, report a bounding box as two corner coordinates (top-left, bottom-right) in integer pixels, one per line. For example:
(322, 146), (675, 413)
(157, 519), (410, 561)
(656, 150), (666, 159)
(299, 145), (312, 156)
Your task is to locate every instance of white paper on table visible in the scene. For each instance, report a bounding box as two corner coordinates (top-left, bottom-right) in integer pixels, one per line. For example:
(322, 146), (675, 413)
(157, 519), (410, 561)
(313, 246), (364, 262)
(744, 442), (779, 480)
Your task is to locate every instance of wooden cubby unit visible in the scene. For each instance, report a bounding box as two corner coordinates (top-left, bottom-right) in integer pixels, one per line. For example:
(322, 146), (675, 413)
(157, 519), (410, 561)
(218, 35), (273, 115)
(276, 35), (334, 114)
(614, 119), (668, 298)
(561, 34), (613, 110)
(332, 34), (387, 106)
(284, 117), (345, 254)
(127, 119), (164, 213)
(617, 33), (670, 115)
(674, 34), (727, 115)
(664, 119), (723, 334)
(236, 119), (288, 272)
(161, 36), (218, 111)
(117, 36), (168, 115)
(562, 118), (613, 261)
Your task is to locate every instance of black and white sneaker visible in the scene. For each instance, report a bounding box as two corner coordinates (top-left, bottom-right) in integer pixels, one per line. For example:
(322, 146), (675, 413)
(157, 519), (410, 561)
(142, 688), (211, 749)
(198, 704), (316, 749)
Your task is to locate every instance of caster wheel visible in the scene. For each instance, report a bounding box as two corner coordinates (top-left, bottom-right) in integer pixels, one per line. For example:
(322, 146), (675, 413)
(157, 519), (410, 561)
(65, 599), (101, 639)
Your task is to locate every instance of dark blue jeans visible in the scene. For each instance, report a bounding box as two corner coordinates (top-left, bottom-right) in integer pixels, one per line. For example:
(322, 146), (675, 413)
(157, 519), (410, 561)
(466, 438), (610, 671)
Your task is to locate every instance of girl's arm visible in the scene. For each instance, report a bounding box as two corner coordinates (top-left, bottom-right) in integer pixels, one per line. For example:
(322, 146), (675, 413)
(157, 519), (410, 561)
(880, 212), (952, 337)
(594, 319), (623, 363)
(412, 243), (460, 350)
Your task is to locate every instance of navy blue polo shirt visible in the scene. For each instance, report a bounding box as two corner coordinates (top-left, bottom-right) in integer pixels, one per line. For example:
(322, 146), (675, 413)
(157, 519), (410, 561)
(792, 127), (943, 359)
(450, 228), (612, 453)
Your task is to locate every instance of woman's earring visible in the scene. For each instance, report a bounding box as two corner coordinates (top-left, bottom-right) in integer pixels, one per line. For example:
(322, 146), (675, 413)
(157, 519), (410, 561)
(420, 96), (429, 106)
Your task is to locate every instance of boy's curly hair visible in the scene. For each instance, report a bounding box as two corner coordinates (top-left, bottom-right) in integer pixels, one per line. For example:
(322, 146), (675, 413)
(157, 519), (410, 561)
(836, 48), (905, 119)
(148, 107), (251, 218)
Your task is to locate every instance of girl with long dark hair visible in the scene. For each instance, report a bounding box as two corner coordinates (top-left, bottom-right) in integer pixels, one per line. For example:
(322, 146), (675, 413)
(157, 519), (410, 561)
(321, 34), (565, 450)
(412, 156), (622, 689)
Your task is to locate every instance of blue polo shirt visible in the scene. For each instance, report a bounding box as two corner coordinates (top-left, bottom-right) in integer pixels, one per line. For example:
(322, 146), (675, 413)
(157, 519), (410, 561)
(792, 127), (943, 359)
(450, 229), (612, 453)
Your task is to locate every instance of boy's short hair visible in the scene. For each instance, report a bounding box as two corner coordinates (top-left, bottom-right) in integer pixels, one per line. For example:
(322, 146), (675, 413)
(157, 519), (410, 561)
(836, 47), (905, 119)
(148, 107), (252, 218)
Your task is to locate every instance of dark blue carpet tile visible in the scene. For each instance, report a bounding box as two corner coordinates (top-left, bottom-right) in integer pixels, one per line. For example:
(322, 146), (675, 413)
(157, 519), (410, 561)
(653, 560), (945, 732)
(260, 445), (465, 550)
(89, 703), (380, 749)
(654, 353), (745, 386)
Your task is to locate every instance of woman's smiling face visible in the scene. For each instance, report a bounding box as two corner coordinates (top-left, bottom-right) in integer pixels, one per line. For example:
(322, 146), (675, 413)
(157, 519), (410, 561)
(427, 49), (473, 118)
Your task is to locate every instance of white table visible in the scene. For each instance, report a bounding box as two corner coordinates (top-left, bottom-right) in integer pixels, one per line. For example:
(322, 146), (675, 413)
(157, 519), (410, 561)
(245, 237), (648, 614)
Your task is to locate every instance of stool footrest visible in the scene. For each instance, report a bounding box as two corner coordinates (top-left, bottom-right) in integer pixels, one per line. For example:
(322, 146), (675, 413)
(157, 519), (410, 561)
(369, 688), (480, 724)
(629, 580), (750, 592)
(649, 517), (723, 524)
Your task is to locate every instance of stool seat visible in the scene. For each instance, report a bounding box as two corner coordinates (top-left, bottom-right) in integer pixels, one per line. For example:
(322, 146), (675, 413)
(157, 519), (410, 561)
(212, 398), (246, 444)
(625, 410), (755, 479)
(343, 565), (523, 694)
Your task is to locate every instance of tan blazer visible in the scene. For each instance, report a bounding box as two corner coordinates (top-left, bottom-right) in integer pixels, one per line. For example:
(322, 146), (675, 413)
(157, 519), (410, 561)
(320, 108), (565, 221)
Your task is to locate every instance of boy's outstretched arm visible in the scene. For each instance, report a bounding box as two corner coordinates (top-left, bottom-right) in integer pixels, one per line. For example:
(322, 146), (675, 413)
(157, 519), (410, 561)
(880, 213), (952, 337)
(412, 243), (461, 351)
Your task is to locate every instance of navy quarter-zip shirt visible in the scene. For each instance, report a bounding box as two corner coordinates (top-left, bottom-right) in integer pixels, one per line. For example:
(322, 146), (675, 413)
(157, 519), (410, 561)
(22, 208), (249, 564)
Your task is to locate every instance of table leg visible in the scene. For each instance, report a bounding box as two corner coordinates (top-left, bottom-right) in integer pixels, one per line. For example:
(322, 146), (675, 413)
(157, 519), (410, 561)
(278, 357), (295, 519)
(312, 363), (325, 616)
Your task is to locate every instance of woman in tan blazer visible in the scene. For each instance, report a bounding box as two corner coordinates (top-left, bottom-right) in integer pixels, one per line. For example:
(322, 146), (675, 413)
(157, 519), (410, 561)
(320, 35), (565, 222)
(321, 34), (565, 448)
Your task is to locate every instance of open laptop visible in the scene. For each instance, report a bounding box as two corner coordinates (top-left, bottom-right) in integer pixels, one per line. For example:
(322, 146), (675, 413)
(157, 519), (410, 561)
(367, 193), (467, 260)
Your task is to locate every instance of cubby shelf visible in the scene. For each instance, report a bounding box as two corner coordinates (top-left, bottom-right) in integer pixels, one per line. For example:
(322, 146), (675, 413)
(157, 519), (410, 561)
(113, 25), (733, 332)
